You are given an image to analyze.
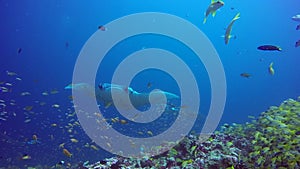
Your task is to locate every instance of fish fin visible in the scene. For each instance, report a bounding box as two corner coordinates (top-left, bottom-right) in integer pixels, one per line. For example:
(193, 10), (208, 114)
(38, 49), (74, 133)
(228, 35), (237, 39)
(212, 11), (217, 17)
(233, 13), (240, 21)
(203, 17), (207, 24)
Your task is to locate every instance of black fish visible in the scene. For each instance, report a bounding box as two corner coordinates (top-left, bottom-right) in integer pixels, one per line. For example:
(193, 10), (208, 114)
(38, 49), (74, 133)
(257, 45), (282, 51)
(17, 48), (22, 54)
(98, 25), (106, 31)
(296, 24), (300, 30)
(65, 42), (69, 48)
(240, 73), (251, 78)
(296, 40), (300, 48)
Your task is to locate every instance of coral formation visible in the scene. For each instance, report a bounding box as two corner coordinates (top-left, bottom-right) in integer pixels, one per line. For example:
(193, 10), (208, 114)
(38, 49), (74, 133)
(85, 97), (300, 169)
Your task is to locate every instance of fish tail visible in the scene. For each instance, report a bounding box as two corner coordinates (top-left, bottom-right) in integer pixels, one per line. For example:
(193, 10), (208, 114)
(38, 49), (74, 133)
(233, 13), (240, 21)
(212, 11), (217, 17)
(203, 17), (207, 24)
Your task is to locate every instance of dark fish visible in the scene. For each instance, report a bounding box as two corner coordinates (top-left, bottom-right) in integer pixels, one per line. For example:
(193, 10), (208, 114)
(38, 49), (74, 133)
(240, 73), (251, 78)
(98, 25), (106, 31)
(296, 24), (300, 30)
(257, 45), (282, 51)
(295, 40), (300, 48)
(17, 48), (22, 54)
(65, 42), (69, 48)
(147, 82), (152, 89)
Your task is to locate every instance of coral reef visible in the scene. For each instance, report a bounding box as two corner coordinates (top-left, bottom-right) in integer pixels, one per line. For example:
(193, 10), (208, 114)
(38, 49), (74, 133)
(85, 97), (300, 169)
(86, 132), (249, 169)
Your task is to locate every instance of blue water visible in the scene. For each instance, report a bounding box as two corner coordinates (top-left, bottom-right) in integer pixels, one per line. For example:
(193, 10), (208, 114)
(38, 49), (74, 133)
(1, 0), (299, 168)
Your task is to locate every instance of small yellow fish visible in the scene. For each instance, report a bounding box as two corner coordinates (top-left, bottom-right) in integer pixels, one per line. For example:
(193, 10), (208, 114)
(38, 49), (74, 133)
(247, 115), (255, 119)
(21, 154), (31, 160)
(203, 0), (224, 24)
(268, 62), (275, 75)
(90, 145), (99, 151)
(50, 89), (59, 94)
(224, 13), (240, 44)
(6, 71), (17, 76)
(70, 138), (78, 143)
(105, 102), (113, 109)
(106, 142), (112, 148)
(59, 143), (65, 148)
(147, 130), (153, 136)
(24, 119), (31, 123)
(32, 134), (38, 141)
(24, 106), (33, 111)
(111, 117), (119, 123)
(63, 148), (72, 157)
(119, 119), (128, 124)
(5, 82), (12, 86)
(52, 104), (60, 108)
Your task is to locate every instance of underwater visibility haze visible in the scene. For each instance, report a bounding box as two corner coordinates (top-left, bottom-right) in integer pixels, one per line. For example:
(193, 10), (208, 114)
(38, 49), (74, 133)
(0, 0), (300, 168)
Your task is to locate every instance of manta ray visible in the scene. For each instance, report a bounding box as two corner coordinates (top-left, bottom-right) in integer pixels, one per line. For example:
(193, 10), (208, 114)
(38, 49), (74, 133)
(65, 83), (179, 110)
